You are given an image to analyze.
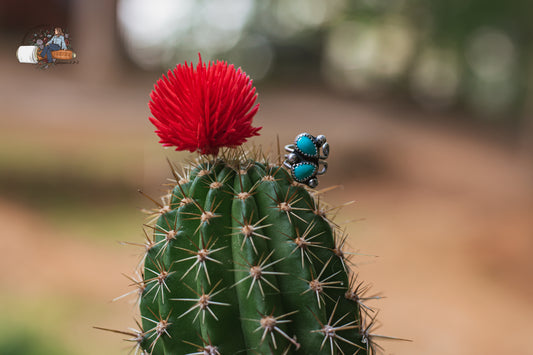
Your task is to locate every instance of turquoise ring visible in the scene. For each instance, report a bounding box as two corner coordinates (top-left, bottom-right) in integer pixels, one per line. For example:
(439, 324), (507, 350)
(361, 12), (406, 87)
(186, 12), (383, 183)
(284, 133), (329, 188)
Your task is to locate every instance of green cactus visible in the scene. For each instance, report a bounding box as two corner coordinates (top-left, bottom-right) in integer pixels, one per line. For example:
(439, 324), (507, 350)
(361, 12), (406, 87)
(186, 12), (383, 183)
(99, 56), (397, 354)
(136, 155), (374, 354)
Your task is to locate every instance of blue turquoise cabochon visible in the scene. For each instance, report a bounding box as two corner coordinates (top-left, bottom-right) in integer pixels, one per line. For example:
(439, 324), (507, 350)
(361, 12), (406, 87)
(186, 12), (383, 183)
(296, 134), (317, 157)
(293, 162), (317, 181)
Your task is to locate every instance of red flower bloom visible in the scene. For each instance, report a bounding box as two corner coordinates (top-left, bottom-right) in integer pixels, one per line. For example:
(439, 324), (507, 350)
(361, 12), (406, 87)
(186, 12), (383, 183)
(149, 55), (261, 155)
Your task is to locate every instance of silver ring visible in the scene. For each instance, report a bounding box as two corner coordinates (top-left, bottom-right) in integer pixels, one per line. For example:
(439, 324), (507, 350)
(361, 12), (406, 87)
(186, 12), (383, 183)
(283, 133), (329, 188)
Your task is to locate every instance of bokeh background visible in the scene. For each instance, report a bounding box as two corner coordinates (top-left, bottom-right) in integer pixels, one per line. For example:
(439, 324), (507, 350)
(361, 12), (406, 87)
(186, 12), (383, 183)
(1, 0), (533, 354)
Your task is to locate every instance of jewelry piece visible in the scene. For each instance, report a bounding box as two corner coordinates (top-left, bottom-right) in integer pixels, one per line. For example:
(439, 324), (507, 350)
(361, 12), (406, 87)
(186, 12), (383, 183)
(284, 133), (329, 188)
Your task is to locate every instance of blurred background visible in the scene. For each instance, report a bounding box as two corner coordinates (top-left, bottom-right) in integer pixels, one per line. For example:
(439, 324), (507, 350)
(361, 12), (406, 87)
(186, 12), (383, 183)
(1, 0), (533, 354)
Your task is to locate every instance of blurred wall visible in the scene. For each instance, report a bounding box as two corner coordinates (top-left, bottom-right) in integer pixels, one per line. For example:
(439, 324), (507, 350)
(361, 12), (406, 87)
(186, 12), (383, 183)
(0, 0), (70, 34)
(70, 0), (120, 82)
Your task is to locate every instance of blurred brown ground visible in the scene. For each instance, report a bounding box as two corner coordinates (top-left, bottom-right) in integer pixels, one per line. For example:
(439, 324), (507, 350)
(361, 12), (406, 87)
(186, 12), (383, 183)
(1, 35), (533, 354)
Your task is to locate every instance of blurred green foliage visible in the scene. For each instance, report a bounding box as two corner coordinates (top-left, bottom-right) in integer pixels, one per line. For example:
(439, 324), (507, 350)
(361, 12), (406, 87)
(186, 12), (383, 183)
(421, 0), (533, 42)
(0, 328), (69, 355)
(0, 135), (143, 242)
(118, 0), (532, 119)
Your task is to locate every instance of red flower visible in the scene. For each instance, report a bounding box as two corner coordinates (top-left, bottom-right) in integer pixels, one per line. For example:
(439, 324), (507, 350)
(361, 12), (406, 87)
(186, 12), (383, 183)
(149, 55), (261, 155)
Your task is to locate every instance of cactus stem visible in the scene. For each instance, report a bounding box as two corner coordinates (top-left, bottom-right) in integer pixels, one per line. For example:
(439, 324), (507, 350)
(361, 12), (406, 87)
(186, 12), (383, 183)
(249, 310), (300, 350)
(127, 148), (393, 353)
(232, 250), (287, 297)
(310, 301), (363, 354)
(174, 233), (226, 285)
(173, 280), (231, 323)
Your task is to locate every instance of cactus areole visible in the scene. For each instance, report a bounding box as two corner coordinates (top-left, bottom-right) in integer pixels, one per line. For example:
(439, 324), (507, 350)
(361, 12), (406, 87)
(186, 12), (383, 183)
(133, 55), (377, 354)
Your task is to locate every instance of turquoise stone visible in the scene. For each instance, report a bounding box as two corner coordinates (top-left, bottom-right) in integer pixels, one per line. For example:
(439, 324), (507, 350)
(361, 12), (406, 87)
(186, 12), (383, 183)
(296, 135), (317, 156)
(294, 163), (317, 181)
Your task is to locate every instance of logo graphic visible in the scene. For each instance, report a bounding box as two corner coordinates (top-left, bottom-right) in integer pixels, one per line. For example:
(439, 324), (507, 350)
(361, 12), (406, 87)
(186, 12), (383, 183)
(16, 25), (78, 69)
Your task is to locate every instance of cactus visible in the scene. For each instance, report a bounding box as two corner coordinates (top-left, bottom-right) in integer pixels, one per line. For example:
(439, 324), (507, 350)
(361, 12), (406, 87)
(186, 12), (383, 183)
(106, 56), (392, 355)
